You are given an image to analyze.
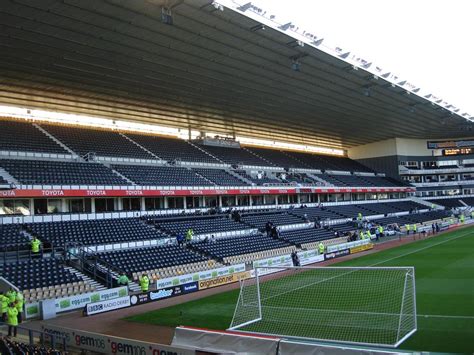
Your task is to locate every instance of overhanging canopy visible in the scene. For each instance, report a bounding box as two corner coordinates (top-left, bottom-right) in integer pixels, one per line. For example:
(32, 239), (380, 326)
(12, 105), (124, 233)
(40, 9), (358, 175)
(0, 0), (471, 150)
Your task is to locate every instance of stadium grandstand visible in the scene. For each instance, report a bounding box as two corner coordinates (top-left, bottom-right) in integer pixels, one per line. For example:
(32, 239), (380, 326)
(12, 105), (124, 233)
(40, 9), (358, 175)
(0, 0), (472, 353)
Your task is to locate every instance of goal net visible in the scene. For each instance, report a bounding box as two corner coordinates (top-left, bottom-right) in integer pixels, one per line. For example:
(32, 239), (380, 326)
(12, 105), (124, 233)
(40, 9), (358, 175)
(229, 266), (416, 348)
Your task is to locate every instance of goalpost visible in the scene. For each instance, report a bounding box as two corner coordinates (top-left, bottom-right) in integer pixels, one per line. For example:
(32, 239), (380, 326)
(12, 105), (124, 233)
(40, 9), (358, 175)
(229, 266), (417, 348)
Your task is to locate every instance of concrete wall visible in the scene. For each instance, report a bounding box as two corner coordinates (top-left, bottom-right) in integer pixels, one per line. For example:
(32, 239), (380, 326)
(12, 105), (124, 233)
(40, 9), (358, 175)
(348, 138), (434, 160)
(348, 139), (397, 160)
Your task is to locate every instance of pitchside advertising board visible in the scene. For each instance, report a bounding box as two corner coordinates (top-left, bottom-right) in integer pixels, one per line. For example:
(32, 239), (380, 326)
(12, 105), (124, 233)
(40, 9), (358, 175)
(253, 250), (325, 276)
(86, 296), (131, 316)
(324, 249), (350, 260)
(156, 263), (245, 289)
(41, 325), (194, 355)
(25, 286), (128, 319)
(130, 282), (199, 306)
(198, 271), (251, 290)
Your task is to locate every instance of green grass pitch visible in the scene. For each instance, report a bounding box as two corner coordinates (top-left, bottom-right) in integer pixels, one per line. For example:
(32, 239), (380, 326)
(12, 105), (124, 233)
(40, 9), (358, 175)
(126, 227), (474, 353)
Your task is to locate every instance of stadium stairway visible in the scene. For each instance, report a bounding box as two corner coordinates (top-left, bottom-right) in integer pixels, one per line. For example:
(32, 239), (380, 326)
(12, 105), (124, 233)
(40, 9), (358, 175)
(120, 132), (162, 160)
(226, 168), (254, 185)
(107, 164), (137, 185)
(410, 196), (443, 209)
(305, 172), (332, 186)
(241, 147), (276, 167)
(186, 141), (226, 164)
(63, 266), (107, 292)
(192, 169), (220, 186)
(33, 123), (78, 157)
(0, 166), (19, 186)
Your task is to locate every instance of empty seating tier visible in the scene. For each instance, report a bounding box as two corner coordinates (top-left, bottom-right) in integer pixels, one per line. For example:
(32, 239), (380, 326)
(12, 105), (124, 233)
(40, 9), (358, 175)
(240, 211), (305, 229)
(113, 164), (212, 186)
(193, 234), (290, 260)
(0, 119), (67, 154)
(41, 124), (154, 159)
(0, 224), (30, 251)
(0, 258), (83, 291)
(234, 170), (282, 185)
(290, 207), (343, 220)
(147, 215), (249, 236)
(97, 245), (208, 274)
(193, 168), (249, 186)
(280, 228), (335, 246)
(125, 133), (218, 164)
(245, 147), (303, 168)
(427, 198), (464, 208)
(0, 159), (127, 185)
(199, 145), (272, 166)
(27, 218), (166, 247)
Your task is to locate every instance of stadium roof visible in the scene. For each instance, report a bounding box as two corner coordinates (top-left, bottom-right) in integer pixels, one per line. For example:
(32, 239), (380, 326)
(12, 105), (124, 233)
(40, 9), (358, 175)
(0, 0), (472, 150)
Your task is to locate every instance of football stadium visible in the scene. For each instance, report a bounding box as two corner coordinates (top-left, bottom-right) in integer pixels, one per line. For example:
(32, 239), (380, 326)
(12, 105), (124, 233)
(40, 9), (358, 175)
(0, 0), (473, 354)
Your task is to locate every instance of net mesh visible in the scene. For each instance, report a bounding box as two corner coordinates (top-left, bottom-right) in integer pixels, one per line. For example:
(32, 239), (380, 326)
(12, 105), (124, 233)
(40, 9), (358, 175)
(229, 266), (416, 347)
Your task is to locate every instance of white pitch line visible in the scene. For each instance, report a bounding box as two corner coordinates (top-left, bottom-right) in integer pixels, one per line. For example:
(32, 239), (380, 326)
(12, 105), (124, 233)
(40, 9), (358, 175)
(370, 228), (473, 266)
(419, 314), (474, 320)
(259, 228), (473, 303)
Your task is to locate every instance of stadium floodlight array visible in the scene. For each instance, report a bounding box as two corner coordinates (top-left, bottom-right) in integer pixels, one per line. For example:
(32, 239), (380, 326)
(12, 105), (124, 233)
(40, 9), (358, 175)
(229, 266), (416, 348)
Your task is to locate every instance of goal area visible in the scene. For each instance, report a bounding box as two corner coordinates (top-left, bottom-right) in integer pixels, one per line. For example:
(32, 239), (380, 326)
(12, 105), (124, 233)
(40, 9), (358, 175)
(229, 266), (417, 348)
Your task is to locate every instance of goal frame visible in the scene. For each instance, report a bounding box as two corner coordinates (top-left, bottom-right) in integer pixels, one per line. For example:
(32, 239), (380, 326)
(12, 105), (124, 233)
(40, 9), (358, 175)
(228, 266), (417, 348)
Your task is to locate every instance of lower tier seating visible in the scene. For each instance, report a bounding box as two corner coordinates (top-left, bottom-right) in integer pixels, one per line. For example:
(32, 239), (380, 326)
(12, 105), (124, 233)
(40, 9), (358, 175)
(148, 215), (249, 236)
(0, 337), (61, 355)
(279, 228), (335, 246)
(0, 258), (84, 293)
(192, 234), (291, 260)
(97, 244), (208, 275)
(240, 211), (306, 229)
(427, 198), (464, 208)
(0, 224), (30, 251)
(27, 218), (167, 247)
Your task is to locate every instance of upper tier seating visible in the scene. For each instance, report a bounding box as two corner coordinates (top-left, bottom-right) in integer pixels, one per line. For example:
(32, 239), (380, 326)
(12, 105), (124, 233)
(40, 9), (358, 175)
(147, 215), (249, 236)
(245, 147), (304, 168)
(193, 168), (249, 186)
(0, 159), (127, 185)
(0, 258), (83, 291)
(234, 170), (282, 185)
(112, 164), (212, 186)
(41, 124), (153, 159)
(0, 224), (30, 251)
(125, 133), (218, 164)
(0, 119), (67, 154)
(199, 145), (272, 166)
(284, 151), (372, 172)
(193, 234), (290, 260)
(240, 211), (305, 229)
(320, 155), (372, 172)
(97, 245), (208, 274)
(27, 218), (166, 247)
